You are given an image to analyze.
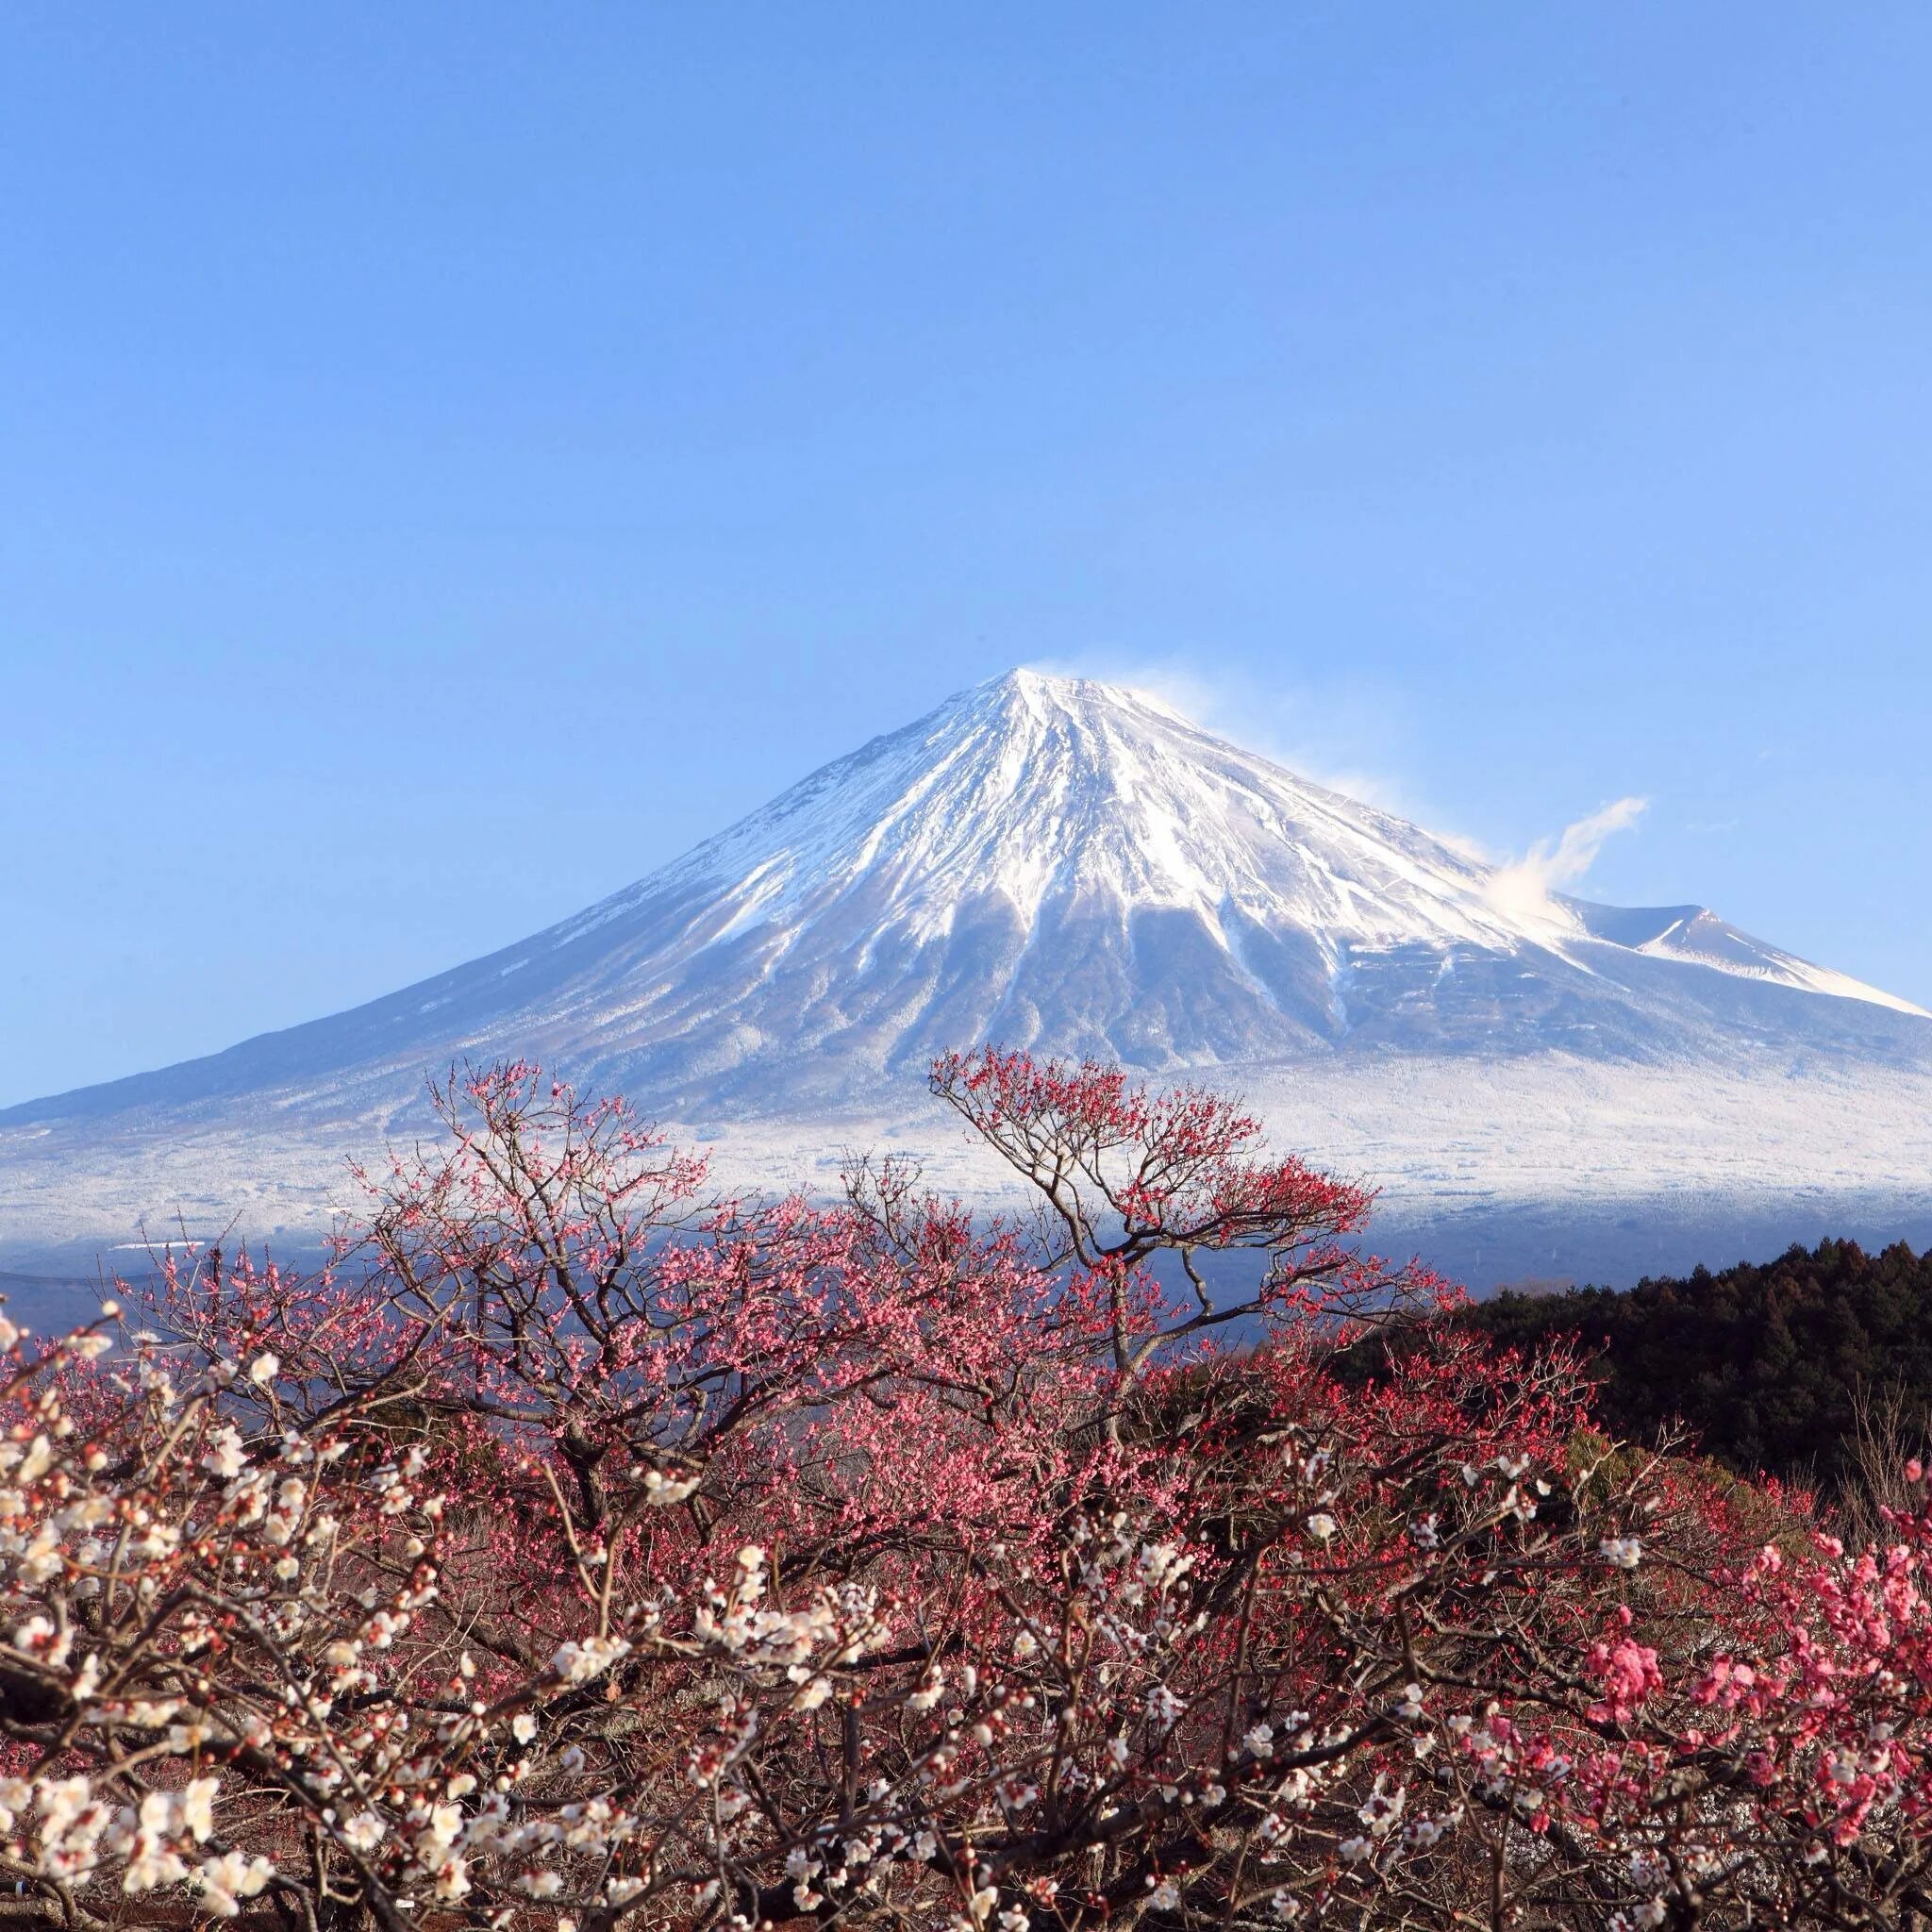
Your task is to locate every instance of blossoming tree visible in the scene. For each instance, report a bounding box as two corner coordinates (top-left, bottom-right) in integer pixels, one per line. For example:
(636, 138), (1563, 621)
(0, 1052), (1930, 1928)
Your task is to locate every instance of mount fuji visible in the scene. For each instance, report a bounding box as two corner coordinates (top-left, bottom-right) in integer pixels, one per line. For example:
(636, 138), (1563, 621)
(5, 670), (1930, 1291)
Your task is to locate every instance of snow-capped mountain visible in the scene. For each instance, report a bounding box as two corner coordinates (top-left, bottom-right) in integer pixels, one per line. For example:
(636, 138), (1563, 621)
(3, 670), (1928, 1286)
(8, 669), (1926, 1126)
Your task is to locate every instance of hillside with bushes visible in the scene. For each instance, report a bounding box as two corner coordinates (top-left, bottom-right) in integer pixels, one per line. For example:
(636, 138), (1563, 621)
(1438, 1237), (1932, 1492)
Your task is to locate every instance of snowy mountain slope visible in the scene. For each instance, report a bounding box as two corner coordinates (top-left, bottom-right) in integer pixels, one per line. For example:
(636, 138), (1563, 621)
(1562, 898), (1924, 1011)
(1, 668), (1927, 1277)
(4, 670), (1925, 1138)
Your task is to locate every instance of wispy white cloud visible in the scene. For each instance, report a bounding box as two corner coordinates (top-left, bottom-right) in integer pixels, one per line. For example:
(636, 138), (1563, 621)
(1486, 797), (1648, 924)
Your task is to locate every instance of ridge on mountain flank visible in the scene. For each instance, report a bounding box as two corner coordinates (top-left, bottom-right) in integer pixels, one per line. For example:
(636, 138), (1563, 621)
(4, 669), (1927, 1140)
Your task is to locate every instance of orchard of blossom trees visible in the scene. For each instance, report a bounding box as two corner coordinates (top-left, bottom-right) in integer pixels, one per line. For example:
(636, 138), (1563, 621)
(3, 1051), (1932, 1929)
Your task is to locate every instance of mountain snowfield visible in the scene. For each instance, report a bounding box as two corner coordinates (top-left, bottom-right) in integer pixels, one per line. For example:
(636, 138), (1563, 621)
(4, 669), (1929, 1290)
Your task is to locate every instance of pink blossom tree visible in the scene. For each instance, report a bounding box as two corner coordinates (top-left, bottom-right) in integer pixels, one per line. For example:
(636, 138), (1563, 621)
(0, 1053), (1924, 1928)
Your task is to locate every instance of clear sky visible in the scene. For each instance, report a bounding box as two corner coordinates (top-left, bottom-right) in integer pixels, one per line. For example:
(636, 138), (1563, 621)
(5, 5), (1930, 1107)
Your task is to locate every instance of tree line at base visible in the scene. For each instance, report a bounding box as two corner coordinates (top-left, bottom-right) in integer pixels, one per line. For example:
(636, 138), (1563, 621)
(1397, 1237), (1932, 1499)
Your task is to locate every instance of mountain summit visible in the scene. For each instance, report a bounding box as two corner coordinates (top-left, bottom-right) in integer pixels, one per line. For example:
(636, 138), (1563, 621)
(6, 669), (1926, 1137)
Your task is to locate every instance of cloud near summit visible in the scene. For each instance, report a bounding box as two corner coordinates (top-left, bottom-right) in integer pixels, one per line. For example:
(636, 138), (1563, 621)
(1487, 797), (1649, 924)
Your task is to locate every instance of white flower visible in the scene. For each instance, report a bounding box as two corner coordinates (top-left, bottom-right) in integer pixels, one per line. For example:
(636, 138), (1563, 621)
(247, 1353), (279, 1386)
(36, 1774), (104, 1861)
(10, 1616), (71, 1667)
(1306, 1513), (1338, 1542)
(195, 1851), (274, 1917)
(201, 1425), (246, 1480)
(641, 1469), (700, 1505)
(1148, 1878), (1181, 1910)
(1599, 1537), (1642, 1570)
(1357, 1774), (1406, 1836)
(511, 1712), (539, 1744)
(550, 1635), (631, 1684)
(1145, 1683), (1185, 1728)
(124, 1836), (191, 1891)
(1243, 1723), (1274, 1758)
(181, 1776), (219, 1843)
(1137, 1542), (1194, 1589)
(429, 1852), (471, 1900)
(420, 1804), (463, 1850)
(340, 1812), (385, 1852)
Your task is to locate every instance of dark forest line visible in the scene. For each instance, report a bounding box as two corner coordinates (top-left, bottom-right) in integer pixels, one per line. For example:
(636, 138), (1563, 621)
(1375, 1236), (1932, 1495)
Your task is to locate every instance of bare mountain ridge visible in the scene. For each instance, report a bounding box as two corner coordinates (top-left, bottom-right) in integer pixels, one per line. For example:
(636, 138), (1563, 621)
(6, 669), (1926, 1145)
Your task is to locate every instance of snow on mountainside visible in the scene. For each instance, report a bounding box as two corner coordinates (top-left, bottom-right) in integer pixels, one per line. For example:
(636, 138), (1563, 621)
(5, 669), (1926, 1130)
(1562, 898), (1924, 1010)
(2, 669), (1928, 1280)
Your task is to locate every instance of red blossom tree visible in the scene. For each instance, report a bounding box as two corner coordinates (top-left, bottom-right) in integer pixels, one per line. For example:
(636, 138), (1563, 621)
(0, 1051), (1925, 1928)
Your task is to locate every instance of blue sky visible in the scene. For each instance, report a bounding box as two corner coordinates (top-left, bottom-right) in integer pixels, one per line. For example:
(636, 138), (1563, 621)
(4, 5), (1930, 1106)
